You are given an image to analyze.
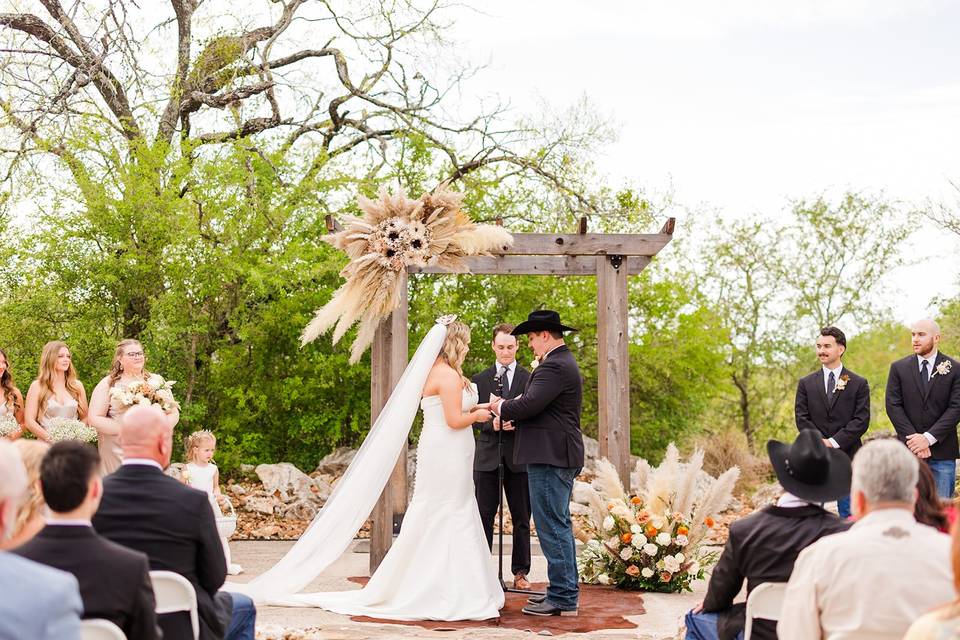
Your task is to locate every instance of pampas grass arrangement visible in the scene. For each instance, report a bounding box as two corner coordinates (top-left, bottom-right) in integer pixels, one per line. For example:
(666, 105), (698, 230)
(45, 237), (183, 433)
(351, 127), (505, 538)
(302, 185), (513, 362)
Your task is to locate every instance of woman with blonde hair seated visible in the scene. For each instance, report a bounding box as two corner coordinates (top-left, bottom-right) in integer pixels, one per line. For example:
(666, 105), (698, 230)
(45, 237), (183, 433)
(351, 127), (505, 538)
(1, 440), (49, 549)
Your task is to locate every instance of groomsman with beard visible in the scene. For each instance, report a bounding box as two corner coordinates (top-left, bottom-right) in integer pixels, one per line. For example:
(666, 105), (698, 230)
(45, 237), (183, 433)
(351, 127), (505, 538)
(886, 318), (960, 498)
(794, 326), (870, 518)
(471, 323), (532, 590)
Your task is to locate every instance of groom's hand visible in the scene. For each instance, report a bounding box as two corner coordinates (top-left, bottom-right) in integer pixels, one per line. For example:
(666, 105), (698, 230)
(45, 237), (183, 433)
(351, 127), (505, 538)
(501, 420), (515, 431)
(489, 395), (502, 415)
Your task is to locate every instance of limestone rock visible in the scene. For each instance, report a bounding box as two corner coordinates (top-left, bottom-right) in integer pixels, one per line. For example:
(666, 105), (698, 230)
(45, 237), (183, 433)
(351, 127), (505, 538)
(283, 499), (318, 521)
(256, 462), (317, 503)
(244, 495), (278, 515)
(569, 502), (591, 516)
(571, 480), (596, 505)
(751, 482), (783, 509)
(315, 447), (357, 476)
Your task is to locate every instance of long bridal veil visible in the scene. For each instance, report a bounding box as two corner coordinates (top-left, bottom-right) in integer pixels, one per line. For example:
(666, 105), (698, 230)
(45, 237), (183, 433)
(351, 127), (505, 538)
(228, 320), (449, 603)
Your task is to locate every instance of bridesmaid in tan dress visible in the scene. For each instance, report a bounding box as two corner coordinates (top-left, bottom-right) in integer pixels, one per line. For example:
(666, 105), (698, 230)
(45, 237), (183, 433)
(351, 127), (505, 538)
(88, 339), (180, 474)
(23, 341), (88, 443)
(0, 348), (25, 440)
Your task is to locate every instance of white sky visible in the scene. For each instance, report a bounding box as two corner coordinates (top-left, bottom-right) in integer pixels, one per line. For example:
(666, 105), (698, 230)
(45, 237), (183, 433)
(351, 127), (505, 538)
(450, 0), (960, 324)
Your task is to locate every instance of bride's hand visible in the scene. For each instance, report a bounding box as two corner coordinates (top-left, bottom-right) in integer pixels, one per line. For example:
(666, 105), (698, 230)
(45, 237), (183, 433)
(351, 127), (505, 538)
(474, 402), (491, 410)
(472, 408), (493, 423)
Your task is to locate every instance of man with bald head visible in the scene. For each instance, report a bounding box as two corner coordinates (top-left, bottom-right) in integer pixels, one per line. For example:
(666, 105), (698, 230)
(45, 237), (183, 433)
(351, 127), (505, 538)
(93, 405), (256, 640)
(0, 440), (83, 639)
(886, 318), (960, 497)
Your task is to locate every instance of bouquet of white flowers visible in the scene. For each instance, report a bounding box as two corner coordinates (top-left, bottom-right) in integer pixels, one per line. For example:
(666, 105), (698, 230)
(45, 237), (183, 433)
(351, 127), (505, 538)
(45, 417), (98, 443)
(109, 374), (179, 413)
(577, 444), (739, 593)
(0, 414), (19, 438)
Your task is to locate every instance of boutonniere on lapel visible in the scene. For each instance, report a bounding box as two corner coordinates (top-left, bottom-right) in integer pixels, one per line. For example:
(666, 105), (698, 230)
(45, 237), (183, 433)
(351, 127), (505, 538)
(834, 374), (850, 393)
(530, 358), (540, 371)
(934, 361), (952, 378)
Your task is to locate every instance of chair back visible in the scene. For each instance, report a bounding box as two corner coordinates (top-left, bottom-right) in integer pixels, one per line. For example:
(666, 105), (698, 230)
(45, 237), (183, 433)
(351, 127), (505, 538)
(150, 570), (200, 640)
(80, 618), (125, 640)
(744, 581), (788, 640)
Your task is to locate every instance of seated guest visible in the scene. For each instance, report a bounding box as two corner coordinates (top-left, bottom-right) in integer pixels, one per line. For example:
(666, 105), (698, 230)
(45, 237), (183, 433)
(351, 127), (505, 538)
(904, 511), (960, 639)
(15, 441), (161, 639)
(0, 440), (82, 639)
(915, 461), (949, 532)
(92, 405), (256, 640)
(778, 439), (954, 639)
(685, 429), (852, 640)
(2, 439), (49, 549)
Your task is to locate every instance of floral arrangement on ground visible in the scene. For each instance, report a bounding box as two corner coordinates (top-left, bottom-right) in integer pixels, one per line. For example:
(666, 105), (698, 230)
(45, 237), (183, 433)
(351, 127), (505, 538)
(577, 444), (739, 593)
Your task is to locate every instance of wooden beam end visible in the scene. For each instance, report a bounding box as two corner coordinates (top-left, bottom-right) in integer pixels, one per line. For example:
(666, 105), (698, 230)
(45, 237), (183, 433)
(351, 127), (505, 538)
(325, 215), (342, 233)
(578, 216), (588, 234)
(659, 217), (676, 235)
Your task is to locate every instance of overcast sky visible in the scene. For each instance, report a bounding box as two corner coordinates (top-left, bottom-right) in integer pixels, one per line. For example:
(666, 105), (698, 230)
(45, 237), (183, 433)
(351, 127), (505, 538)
(450, 0), (960, 324)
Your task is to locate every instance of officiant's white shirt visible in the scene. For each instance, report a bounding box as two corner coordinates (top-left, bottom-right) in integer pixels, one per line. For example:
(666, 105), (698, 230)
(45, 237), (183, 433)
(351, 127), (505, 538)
(777, 508), (952, 640)
(494, 360), (516, 391)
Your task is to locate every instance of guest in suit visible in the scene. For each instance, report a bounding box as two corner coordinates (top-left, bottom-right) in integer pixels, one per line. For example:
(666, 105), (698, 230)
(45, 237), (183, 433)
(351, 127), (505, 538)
(885, 318), (960, 498)
(472, 322), (533, 589)
(14, 441), (161, 639)
(490, 310), (585, 617)
(795, 326), (870, 517)
(92, 405), (256, 640)
(778, 439), (954, 639)
(0, 439), (82, 640)
(684, 429), (851, 640)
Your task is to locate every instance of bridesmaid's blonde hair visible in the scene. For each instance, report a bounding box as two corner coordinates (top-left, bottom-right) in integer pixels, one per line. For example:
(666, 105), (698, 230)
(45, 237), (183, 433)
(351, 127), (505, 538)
(36, 341), (87, 419)
(184, 430), (216, 463)
(108, 339), (151, 387)
(439, 321), (471, 389)
(0, 348), (20, 412)
(13, 440), (48, 536)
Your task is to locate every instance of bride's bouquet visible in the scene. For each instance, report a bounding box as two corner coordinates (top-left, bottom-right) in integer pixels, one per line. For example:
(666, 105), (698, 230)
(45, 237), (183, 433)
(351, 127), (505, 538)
(577, 445), (738, 593)
(110, 374), (180, 413)
(0, 414), (19, 437)
(46, 417), (98, 443)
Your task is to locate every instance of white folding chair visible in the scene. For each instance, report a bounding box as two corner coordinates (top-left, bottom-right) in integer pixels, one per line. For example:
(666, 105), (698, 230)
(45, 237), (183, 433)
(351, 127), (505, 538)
(150, 570), (200, 640)
(744, 581), (788, 640)
(80, 618), (125, 640)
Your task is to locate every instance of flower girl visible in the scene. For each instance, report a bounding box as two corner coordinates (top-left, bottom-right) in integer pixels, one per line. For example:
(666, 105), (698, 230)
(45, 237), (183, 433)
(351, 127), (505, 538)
(182, 430), (242, 575)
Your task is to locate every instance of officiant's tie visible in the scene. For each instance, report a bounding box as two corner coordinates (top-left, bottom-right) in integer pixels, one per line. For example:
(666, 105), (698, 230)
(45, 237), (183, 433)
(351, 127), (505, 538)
(827, 371), (836, 395)
(498, 365), (509, 395)
(922, 360), (930, 387)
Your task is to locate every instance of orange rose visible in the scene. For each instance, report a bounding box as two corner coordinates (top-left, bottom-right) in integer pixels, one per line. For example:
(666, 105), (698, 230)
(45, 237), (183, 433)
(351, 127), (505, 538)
(644, 524), (658, 538)
(625, 565), (640, 577)
(676, 525), (689, 536)
(607, 502), (617, 511)
(660, 571), (672, 582)
(630, 496), (642, 505)
(621, 533), (633, 544)
(704, 517), (716, 528)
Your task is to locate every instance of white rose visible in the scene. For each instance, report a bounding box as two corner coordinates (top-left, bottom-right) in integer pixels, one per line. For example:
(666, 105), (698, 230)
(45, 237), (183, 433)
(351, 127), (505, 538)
(619, 547), (634, 561)
(675, 534), (689, 547)
(656, 532), (672, 546)
(641, 567), (655, 578)
(631, 534), (647, 549)
(675, 552), (685, 563)
(602, 516), (615, 532)
(607, 537), (620, 548)
(663, 555), (680, 573)
(147, 374), (164, 388)
(688, 561), (700, 575)
(137, 396), (152, 406)
(642, 543), (658, 556)
(630, 524), (642, 534)
(597, 574), (610, 585)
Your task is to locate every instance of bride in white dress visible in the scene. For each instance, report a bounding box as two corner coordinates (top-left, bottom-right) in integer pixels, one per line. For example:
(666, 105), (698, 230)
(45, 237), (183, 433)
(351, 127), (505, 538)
(231, 317), (504, 620)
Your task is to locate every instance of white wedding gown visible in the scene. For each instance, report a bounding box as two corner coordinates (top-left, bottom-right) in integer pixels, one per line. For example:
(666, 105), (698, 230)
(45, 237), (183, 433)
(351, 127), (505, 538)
(229, 321), (503, 620)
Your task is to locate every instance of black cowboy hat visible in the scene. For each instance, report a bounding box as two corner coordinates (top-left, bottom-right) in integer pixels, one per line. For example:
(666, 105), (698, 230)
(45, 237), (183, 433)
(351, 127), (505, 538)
(511, 310), (578, 336)
(767, 430), (852, 503)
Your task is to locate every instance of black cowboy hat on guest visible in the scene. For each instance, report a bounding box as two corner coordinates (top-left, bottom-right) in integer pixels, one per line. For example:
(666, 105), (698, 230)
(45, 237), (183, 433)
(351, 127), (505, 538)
(511, 310), (578, 336)
(767, 429), (852, 503)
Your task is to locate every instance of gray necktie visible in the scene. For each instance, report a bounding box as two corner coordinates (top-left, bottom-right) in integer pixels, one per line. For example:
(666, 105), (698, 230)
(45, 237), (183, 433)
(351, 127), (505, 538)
(921, 360), (930, 386)
(498, 365), (509, 394)
(827, 371), (835, 395)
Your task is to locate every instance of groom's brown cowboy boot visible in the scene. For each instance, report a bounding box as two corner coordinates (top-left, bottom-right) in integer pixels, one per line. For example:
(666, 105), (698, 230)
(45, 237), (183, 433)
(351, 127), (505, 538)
(513, 573), (531, 590)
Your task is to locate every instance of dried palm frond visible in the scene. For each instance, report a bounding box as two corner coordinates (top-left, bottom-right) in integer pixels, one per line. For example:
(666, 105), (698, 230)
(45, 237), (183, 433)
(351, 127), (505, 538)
(302, 185), (514, 362)
(673, 448), (705, 516)
(687, 466), (740, 548)
(594, 459), (627, 504)
(644, 443), (681, 516)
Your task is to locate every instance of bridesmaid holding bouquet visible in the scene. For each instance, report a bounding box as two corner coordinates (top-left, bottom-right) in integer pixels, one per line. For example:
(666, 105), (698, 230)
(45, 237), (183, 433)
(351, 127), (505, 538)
(24, 341), (88, 443)
(0, 348), (24, 440)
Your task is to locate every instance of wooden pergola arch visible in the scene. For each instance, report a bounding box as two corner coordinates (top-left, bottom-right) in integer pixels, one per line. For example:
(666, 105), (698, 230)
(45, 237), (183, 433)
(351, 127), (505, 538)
(353, 218), (675, 572)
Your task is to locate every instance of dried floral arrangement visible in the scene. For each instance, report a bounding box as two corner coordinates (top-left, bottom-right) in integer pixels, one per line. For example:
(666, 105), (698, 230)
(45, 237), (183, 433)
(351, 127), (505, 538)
(302, 185), (513, 362)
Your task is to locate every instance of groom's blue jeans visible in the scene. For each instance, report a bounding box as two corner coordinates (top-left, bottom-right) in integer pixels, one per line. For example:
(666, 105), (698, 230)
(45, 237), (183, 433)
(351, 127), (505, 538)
(527, 464), (580, 610)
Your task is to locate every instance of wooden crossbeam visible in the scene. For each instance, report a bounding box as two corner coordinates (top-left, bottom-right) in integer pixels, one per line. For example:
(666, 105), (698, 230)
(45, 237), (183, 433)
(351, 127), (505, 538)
(501, 233), (671, 256)
(408, 255), (651, 276)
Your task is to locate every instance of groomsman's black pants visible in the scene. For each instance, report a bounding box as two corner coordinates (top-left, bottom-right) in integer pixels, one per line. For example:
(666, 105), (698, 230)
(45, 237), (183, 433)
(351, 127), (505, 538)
(474, 466), (531, 576)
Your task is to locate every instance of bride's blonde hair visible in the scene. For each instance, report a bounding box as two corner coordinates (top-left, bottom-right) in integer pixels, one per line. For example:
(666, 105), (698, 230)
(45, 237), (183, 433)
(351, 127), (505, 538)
(439, 321), (471, 388)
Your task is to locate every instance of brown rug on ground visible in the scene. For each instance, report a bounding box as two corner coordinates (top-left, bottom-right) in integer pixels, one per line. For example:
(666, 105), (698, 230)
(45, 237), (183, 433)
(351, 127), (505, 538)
(347, 579), (644, 633)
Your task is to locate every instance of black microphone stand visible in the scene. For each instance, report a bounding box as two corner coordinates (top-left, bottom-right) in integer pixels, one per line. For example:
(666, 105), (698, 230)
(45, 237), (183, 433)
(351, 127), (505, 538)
(494, 371), (545, 597)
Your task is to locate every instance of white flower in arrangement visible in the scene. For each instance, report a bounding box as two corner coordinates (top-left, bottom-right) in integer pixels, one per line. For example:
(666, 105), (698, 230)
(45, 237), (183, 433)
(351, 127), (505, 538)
(662, 555), (681, 573)
(641, 567), (655, 578)
(689, 561), (700, 575)
(109, 375), (179, 413)
(0, 415), (19, 437)
(597, 574), (611, 585)
(675, 552), (685, 563)
(935, 360), (952, 377)
(45, 418), (97, 443)
(642, 543), (658, 556)
(147, 373), (164, 387)
(675, 534), (689, 547)
(587, 539), (602, 550)
(607, 536), (620, 548)
(619, 547), (634, 561)
(651, 516), (666, 529)
(602, 516), (615, 532)
(630, 524), (642, 534)
(631, 534), (647, 549)
(656, 532), (672, 546)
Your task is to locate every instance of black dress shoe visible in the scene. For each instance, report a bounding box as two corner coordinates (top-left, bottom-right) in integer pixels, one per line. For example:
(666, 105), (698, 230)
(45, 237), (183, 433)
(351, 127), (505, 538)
(521, 601), (578, 617)
(527, 594), (547, 605)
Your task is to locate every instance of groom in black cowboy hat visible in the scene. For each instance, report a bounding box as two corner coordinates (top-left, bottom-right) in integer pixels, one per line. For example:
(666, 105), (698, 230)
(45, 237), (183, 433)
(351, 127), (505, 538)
(684, 429), (851, 640)
(488, 310), (585, 617)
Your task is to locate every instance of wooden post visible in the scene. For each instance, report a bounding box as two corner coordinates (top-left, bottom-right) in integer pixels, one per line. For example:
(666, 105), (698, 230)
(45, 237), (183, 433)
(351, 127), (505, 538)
(597, 255), (631, 492)
(369, 273), (409, 573)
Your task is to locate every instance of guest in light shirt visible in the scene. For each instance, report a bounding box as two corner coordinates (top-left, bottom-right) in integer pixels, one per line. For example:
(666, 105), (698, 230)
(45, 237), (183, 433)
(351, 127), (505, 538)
(778, 439), (953, 639)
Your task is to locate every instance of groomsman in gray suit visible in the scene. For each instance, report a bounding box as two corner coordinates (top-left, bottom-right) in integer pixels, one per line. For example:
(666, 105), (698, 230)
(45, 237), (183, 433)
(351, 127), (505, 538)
(0, 440), (83, 640)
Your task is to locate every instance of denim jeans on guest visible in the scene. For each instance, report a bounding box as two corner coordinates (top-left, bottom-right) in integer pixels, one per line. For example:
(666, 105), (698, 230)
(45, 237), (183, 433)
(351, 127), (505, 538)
(927, 459), (957, 499)
(225, 592), (257, 640)
(527, 464), (581, 610)
(836, 494), (851, 519)
(684, 610), (743, 640)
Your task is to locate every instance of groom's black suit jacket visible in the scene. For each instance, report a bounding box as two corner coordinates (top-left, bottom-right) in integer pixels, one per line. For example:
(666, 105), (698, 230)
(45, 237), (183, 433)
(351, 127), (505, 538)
(886, 352), (960, 460)
(795, 366), (870, 458)
(499, 345), (584, 469)
(472, 363), (530, 472)
(92, 463), (233, 640)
